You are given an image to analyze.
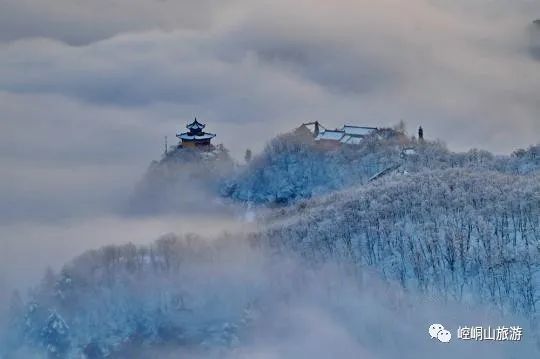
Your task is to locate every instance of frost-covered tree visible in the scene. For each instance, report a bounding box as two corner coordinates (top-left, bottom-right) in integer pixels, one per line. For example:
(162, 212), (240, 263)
(41, 312), (70, 358)
(223, 127), (539, 205)
(256, 168), (540, 316)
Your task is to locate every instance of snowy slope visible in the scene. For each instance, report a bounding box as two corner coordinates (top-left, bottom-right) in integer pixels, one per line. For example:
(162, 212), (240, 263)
(223, 129), (539, 204)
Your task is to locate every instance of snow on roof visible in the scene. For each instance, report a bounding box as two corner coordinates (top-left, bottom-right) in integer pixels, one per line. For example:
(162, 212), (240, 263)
(301, 122), (326, 134)
(177, 132), (216, 141)
(341, 136), (364, 145)
(186, 119), (206, 130)
(316, 130), (345, 141)
(341, 125), (377, 137)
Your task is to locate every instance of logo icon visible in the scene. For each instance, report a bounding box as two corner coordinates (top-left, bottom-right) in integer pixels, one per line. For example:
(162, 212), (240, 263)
(429, 323), (452, 343)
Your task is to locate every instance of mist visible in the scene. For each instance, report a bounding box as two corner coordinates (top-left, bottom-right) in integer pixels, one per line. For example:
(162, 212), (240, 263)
(1, 0), (539, 222)
(3, 231), (537, 358)
(1, 0), (539, 357)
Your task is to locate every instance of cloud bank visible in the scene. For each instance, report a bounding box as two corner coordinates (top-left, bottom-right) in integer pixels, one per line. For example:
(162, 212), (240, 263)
(0, 0), (538, 234)
(1, 4), (538, 354)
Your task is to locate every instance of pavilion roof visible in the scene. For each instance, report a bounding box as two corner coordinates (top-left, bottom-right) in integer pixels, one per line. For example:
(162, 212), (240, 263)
(315, 130), (345, 141)
(341, 125), (377, 137)
(177, 132), (216, 141)
(186, 118), (206, 130)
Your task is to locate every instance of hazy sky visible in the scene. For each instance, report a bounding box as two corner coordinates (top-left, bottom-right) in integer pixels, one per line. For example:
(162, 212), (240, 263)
(0, 2), (539, 346)
(1, 0), (540, 221)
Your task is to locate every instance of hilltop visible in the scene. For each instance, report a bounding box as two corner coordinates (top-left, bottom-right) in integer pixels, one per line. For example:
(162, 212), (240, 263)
(132, 120), (539, 209)
(223, 126), (539, 204)
(3, 124), (538, 357)
(129, 144), (234, 214)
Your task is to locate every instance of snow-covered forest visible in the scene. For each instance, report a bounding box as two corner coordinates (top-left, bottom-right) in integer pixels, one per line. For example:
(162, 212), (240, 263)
(223, 129), (539, 204)
(3, 0), (540, 357)
(259, 169), (540, 315)
(1, 129), (539, 358)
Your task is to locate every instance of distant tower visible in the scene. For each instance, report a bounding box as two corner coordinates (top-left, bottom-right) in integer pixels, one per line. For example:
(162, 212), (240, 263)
(418, 126), (424, 141)
(176, 118), (216, 149)
(164, 136), (168, 155)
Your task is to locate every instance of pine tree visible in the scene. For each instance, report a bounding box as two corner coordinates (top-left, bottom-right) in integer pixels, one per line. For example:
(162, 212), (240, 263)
(41, 311), (70, 358)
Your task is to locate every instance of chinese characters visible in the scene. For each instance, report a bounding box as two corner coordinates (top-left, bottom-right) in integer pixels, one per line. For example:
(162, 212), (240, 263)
(457, 326), (523, 341)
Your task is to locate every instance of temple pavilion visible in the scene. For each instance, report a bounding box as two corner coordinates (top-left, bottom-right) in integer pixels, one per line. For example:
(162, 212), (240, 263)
(314, 124), (378, 148)
(176, 118), (216, 149)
